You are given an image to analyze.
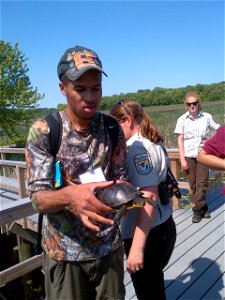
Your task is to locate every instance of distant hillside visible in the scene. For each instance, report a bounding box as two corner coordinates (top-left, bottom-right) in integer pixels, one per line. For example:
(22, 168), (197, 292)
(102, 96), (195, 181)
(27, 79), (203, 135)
(99, 81), (225, 110)
(37, 82), (224, 113)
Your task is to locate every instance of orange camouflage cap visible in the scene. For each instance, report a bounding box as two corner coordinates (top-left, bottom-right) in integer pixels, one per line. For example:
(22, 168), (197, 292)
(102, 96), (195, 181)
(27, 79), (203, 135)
(57, 45), (107, 81)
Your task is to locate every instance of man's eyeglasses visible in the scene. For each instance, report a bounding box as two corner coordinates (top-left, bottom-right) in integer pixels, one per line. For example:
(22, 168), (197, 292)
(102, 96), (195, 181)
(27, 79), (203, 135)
(117, 99), (130, 115)
(186, 101), (199, 107)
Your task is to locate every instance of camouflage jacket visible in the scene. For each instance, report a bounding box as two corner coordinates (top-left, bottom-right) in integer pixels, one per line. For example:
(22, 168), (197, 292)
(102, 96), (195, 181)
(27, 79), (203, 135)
(26, 110), (127, 261)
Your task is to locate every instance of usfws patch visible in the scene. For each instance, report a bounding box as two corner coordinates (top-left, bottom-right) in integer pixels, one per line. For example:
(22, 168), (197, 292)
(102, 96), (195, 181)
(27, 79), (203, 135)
(134, 153), (152, 175)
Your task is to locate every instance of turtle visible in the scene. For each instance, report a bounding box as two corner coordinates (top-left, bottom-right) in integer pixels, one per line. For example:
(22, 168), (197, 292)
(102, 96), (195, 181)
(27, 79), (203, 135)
(94, 182), (146, 210)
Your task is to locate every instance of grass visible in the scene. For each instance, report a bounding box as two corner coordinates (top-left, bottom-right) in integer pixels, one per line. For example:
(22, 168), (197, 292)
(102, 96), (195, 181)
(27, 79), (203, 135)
(143, 100), (224, 148)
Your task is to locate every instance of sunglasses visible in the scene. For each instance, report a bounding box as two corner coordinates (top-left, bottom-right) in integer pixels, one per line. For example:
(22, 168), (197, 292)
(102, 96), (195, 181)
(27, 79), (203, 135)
(117, 99), (130, 115)
(186, 101), (199, 107)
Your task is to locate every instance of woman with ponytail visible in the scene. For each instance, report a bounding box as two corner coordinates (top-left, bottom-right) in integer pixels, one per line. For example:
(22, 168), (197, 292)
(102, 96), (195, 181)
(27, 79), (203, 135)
(110, 99), (176, 300)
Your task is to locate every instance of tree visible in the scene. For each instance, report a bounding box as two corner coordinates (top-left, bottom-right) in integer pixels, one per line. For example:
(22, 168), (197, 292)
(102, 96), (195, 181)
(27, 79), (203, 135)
(57, 103), (67, 111)
(0, 40), (44, 142)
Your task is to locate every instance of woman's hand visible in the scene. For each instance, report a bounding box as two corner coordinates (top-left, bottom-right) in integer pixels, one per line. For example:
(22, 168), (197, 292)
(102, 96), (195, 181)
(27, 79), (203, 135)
(180, 158), (189, 170)
(127, 246), (144, 274)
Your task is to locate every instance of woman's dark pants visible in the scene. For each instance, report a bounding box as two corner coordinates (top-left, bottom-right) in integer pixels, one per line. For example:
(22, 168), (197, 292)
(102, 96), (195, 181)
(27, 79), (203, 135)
(123, 216), (176, 300)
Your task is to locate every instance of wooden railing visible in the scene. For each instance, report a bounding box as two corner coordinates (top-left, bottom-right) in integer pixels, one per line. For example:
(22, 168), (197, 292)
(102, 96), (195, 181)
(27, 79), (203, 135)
(0, 147), (189, 207)
(0, 148), (41, 287)
(0, 160), (27, 198)
(0, 196), (42, 287)
(0, 147), (189, 209)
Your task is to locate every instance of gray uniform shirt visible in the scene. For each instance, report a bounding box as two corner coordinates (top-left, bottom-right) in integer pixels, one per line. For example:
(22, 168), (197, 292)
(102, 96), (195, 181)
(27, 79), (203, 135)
(120, 132), (173, 240)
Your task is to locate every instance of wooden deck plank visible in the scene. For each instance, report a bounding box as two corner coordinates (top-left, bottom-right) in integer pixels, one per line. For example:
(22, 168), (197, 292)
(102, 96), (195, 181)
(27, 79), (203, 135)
(124, 270), (132, 287)
(0, 197), (35, 225)
(0, 188), (19, 203)
(123, 257), (136, 299)
(167, 205), (224, 266)
(165, 237), (224, 299)
(174, 204), (224, 248)
(0, 176), (22, 193)
(0, 186), (224, 300)
(172, 207), (188, 218)
(0, 175), (28, 198)
(203, 273), (225, 300)
(0, 254), (43, 287)
(124, 283), (136, 300)
(174, 189), (223, 223)
(124, 189), (224, 299)
(165, 221), (224, 278)
(179, 254), (225, 300)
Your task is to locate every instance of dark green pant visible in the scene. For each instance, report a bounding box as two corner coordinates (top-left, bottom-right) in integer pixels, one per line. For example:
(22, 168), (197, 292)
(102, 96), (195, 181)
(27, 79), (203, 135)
(43, 247), (125, 300)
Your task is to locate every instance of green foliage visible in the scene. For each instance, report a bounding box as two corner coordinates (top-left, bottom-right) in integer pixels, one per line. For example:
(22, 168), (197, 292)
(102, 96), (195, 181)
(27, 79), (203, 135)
(0, 40), (44, 141)
(57, 103), (67, 111)
(55, 82), (224, 111)
(32, 107), (57, 118)
(98, 81), (225, 110)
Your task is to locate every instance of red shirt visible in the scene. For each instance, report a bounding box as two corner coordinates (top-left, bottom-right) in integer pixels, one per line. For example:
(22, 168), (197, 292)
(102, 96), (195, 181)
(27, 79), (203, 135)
(203, 125), (225, 195)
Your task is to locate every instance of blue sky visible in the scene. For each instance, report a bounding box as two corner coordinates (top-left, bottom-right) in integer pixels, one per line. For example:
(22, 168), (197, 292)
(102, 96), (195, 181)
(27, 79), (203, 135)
(1, 1), (224, 108)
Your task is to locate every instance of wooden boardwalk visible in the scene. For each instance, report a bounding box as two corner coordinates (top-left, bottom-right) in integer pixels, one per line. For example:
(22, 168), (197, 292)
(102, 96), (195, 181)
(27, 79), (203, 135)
(0, 185), (224, 300)
(124, 186), (225, 300)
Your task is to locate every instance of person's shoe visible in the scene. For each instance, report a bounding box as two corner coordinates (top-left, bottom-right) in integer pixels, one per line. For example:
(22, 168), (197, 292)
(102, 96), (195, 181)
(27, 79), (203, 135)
(203, 211), (211, 219)
(192, 214), (202, 223)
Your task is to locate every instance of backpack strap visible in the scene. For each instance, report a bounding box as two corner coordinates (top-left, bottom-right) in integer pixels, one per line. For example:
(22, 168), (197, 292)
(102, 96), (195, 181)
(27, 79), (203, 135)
(36, 213), (43, 255)
(103, 114), (119, 150)
(35, 111), (62, 255)
(44, 111), (62, 158)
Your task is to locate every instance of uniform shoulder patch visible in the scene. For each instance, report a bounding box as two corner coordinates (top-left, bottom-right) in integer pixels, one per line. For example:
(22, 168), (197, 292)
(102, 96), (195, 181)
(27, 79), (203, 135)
(134, 153), (152, 175)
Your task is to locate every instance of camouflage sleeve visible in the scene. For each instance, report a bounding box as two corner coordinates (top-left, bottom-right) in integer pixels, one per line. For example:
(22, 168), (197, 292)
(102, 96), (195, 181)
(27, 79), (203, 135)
(26, 118), (55, 193)
(108, 125), (128, 181)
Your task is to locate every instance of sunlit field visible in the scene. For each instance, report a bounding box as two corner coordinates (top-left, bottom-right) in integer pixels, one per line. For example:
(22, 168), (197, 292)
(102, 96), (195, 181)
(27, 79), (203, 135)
(144, 100), (224, 148)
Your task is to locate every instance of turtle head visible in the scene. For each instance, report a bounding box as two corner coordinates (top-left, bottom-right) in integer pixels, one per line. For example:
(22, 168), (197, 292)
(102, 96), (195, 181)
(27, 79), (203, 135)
(125, 193), (146, 209)
(95, 182), (146, 210)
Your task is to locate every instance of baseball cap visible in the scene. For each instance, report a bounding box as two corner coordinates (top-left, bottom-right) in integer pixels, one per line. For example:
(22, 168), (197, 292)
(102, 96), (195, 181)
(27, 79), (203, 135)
(57, 45), (107, 81)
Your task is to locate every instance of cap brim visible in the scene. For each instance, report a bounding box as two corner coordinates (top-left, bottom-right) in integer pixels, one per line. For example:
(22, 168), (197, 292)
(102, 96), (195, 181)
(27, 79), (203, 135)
(65, 65), (107, 81)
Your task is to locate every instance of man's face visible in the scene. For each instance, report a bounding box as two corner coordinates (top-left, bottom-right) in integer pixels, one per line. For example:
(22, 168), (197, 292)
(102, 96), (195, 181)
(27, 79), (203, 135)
(60, 70), (102, 119)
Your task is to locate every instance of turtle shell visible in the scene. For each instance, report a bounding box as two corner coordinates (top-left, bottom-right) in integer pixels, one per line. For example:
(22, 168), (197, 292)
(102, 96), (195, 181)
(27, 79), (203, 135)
(95, 182), (146, 209)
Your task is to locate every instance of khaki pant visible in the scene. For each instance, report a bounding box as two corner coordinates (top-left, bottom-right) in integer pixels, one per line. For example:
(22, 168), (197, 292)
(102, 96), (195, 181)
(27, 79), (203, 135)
(43, 247), (125, 300)
(185, 157), (209, 214)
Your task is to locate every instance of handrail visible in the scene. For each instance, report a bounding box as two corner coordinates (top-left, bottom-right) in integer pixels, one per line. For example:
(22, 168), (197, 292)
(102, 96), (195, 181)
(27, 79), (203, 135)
(0, 147), (25, 154)
(0, 160), (27, 198)
(0, 160), (26, 168)
(0, 197), (35, 226)
(0, 147), (187, 208)
(0, 195), (42, 287)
